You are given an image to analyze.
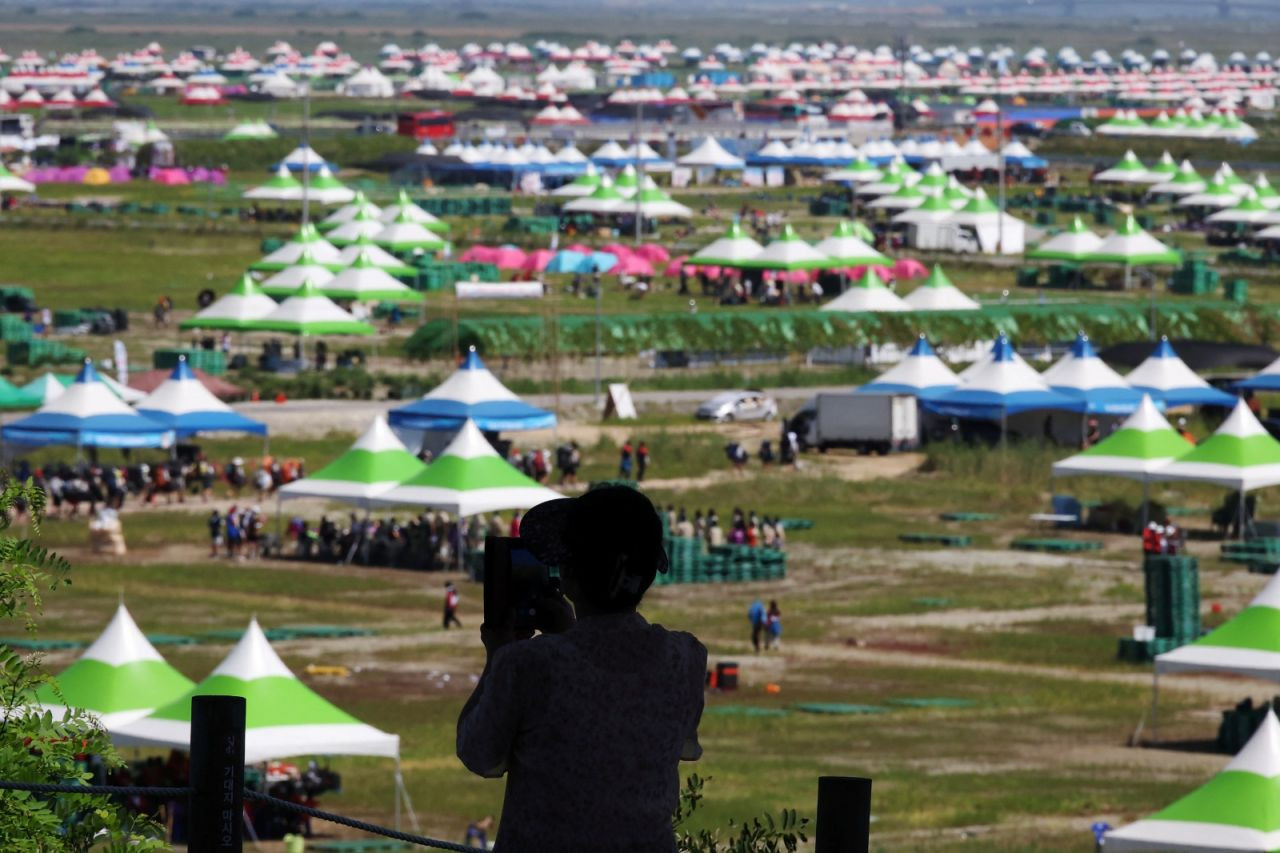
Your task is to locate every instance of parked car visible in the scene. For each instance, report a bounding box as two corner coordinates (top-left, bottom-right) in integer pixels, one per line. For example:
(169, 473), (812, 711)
(1050, 120), (1092, 138)
(695, 390), (778, 423)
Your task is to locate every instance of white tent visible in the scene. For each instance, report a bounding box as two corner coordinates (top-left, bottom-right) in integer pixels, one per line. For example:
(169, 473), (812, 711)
(677, 137), (745, 169)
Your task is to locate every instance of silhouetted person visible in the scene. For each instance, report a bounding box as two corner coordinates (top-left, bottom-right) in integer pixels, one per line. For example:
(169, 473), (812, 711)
(457, 486), (705, 851)
(443, 581), (462, 629)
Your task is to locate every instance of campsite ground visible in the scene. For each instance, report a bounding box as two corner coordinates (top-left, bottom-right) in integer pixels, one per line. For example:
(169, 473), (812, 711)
(23, 422), (1271, 851)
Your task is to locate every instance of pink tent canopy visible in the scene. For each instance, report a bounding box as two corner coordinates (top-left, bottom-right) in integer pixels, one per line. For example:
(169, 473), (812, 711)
(458, 246), (499, 263)
(520, 249), (555, 273)
(893, 258), (928, 279)
(493, 246), (528, 270)
(609, 255), (655, 276)
(633, 243), (671, 263)
(664, 255), (689, 276)
(564, 243), (593, 254)
(151, 168), (190, 186)
(850, 265), (895, 281)
(599, 243), (635, 259)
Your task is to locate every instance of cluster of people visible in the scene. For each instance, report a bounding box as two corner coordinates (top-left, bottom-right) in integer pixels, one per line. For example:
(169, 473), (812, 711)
(747, 598), (783, 652)
(1142, 519), (1186, 555)
(285, 509), (525, 570)
(207, 505), (271, 560)
(663, 505), (786, 550)
(725, 433), (800, 472)
(618, 439), (649, 481)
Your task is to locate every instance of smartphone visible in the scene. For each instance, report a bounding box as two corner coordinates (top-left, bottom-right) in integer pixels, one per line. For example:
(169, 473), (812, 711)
(483, 536), (560, 632)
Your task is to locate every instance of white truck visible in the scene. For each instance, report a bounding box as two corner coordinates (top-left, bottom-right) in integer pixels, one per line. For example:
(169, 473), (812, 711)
(801, 392), (919, 454)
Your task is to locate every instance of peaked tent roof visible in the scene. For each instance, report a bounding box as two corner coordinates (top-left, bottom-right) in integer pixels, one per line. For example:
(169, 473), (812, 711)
(374, 212), (448, 252)
(1093, 149), (1150, 183)
(0, 375), (40, 409)
(1238, 354), (1280, 392)
(388, 348), (556, 431)
(902, 265), (980, 311)
(180, 273), (279, 331)
(1042, 332), (1147, 414)
(20, 373), (71, 406)
(1026, 216), (1104, 261)
(321, 251), (423, 302)
(35, 603), (194, 729)
(318, 190), (382, 230)
(857, 335), (958, 397)
(1125, 338), (1238, 407)
(378, 189), (448, 232)
(1, 361), (173, 448)
(135, 357), (267, 436)
(1150, 399), (1280, 491)
(1156, 573), (1280, 681)
(373, 419), (562, 515)
(334, 235), (417, 275)
(113, 618), (399, 762)
(677, 137), (745, 169)
(924, 336), (1085, 420)
(279, 416), (426, 507)
(688, 221), (764, 266)
(1104, 710), (1280, 851)
(1052, 394), (1189, 479)
(820, 269), (910, 313)
(812, 221), (890, 265)
(249, 224), (342, 271)
(243, 164), (304, 201)
(259, 249), (337, 296)
(250, 280), (376, 336)
(736, 224), (831, 270)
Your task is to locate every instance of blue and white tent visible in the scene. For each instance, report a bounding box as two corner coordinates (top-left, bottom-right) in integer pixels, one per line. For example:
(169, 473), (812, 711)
(272, 144), (336, 174)
(1125, 337), (1237, 408)
(387, 347), (556, 432)
(924, 336), (1084, 420)
(2, 361), (174, 448)
(857, 335), (958, 399)
(1041, 332), (1150, 415)
(1236, 353), (1280, 392)
(135, 357), (267, 438)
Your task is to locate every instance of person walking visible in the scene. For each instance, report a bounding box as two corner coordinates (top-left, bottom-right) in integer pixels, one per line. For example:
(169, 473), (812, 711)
(207, 509), (222, 558)
(443, 581), (462, 629)
(765, 600), (782, 651)
(619, 440), (634, 479)
(636, 441), (650, 482)
(748, 599), (766, 654)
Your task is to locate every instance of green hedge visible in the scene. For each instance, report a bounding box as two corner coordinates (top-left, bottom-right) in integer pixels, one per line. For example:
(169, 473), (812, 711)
(405, 300), (1279, 359)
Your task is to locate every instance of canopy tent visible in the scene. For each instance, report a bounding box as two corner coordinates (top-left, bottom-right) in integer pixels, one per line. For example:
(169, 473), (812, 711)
(372, 419), (561, 515)
(1237, 354), (1280, 393)
(550, 165), (602, 198)
(180, 273), (279, 331)
(113, 618), (399, 762)
(1177, 178), (1240, 209)
(823, 155), (882, 184)
(279, 416), (426, 508)
(1150, 400), (1280, 491)
(325, 207), (386, 246)
(378, 189), (448, 234)
(1052, 394), (1188, 478)
(20, 373), (71, 407)
(0, 162), (35, 194)
(128, 368), (243, 400)
(250, 280), (376, 336)
(631, 186), (693, 219)
(258, 248), (337, 297)
(561, 180), (625, 215)
(35, 603), (194, 729)
(812, 221), (889, 266)
(1148, 160), (1207, 196)
(243, 164), (303, 201)
(1156, 573), (1280, 681)
(0, 376), (40, 409)
(1125, 337), (1237, 407)
(820, 269), (910, 312)
(305, 165), (355, 205)
(374, 211), (448, 253)
(1140, 151), (1179, 184)
(334, 235), (417, 276)
(1025, 216), (1104, 262)
(135, 357), (267, 437)
(865, 183), (926, 210)
(1104, 710), (1280, 851)
(857, 334), (958, 398)
(272, 144), (336, 174)
(901, 265), (980, 311)
(1207, 192), (1273, 225)
(322, 251), (423, 302)
(1093, 150), (1150, 184)
(687, 221), (764, 267)
(223, 120), (278, 142)
(318, 190), (382, 232)
(2, 361), (173, 449)
(677, 137), (745, 169)
(1042, 332), (1148, 414)
(735, 225), (830, 270)
(388, 348), (556, 431)
(924, 335), (1085, 421)
(249, 224), (342, 271)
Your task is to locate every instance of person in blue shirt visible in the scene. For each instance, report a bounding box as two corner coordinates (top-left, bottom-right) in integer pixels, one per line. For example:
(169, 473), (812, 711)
(748, 599), (766, 654)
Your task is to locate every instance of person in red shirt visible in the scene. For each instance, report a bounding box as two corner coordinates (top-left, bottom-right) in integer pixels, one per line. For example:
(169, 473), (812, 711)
(508, 511), (522, 537)
(443, 581), (461, 629)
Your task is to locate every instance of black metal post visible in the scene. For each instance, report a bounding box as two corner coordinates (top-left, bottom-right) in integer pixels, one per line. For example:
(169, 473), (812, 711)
(815, 776), (872, 853)
(189, 694), (246, 853)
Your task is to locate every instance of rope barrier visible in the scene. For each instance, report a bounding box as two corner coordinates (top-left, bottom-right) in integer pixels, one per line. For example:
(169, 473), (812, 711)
(242, 791), (472, 851)
(0, 780), (471, 851)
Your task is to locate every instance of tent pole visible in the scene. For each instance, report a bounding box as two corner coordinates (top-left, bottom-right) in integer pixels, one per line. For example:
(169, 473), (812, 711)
(396, 755), (420, 831)
(1149, 669), (1160, 745)
(394, 755), (401, 831)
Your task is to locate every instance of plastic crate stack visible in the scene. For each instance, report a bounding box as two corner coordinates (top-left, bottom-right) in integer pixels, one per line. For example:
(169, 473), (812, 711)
(1169, 256), (1220, 295)
(0, 315), (33, 342)
(1117, 554), (1200, 662)
(420, 196), (512, 217)
(7, 340), (86, 367)
(655, 536), (786, 586)
(414, 261), (501, 292)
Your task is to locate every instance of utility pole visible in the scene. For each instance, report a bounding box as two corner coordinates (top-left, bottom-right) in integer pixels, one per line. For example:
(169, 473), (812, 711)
(996, 95), (1005, 255)
(300, 81), (312, 226)
(635, 101), (644, 245)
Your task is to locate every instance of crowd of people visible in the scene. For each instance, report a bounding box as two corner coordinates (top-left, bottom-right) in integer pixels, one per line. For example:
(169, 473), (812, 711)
(284, 508), (526, 570)
(662, 505), (787, 550)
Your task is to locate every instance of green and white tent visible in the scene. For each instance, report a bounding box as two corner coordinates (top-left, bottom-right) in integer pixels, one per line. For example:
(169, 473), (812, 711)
(612, 164), (639, 197)
(306, 165), (355, 205)
(823, 155), (881, 184)
(688, 221), (764, 267)
(942, 176), (973, 209)
(378, 189), (448, 233)
(735, 224), (830, 270)
(321, 251), (423, 302)
(913, 162), (950, 196)
(866, 182), (927, 210)
(180, 273), (279, 331)
(259, 247), (337, 297)
(373, 210), (448, 253)
(1086, 216), (1181, 266)
(561, 179), (625, 214)
(318, 190), (382, 232)
(113, 617), (399, 762)
(893, 193), (956, 225)
(820, 269), (910, 313)
(249, 223), (342, 271)
(1177, 177), (1240, 209)
(1093, 149), (1149, 184)
(326, 206), (386, 246)
(37, 603), (194, 728)
(223, 120), (278, 142)
(279, 416), (426, 507)
(812, 221), (889, 266)
(0, 375), (40, 409)
(1026, 216), (1104, 261)
(1149, 160), (1206, 196)
(1140, 150), (1178, 183)
(243, 164), (304, 202)
(0, 161), (35, 194)
(250, 279), (376, 336)
(21, 373), (73, 406)
(374, 419), (561, 516)
(1053, 394), (1189, 479)
(334, 235), (417, 277)
(632, 186), (693, 219)
(1104, 709), (1280, 851)
(550, 164), (602, 197)
(1156, 572), (1280, 680)
(1207, 192), (1273, 225)
(902, 265), (980, 311)
(1252, 174), (1280, 210)
(1150, 400), (1280, 492)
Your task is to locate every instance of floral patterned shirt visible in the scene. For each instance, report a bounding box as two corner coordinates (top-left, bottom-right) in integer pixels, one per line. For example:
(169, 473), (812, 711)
(457, 611), (707, 851)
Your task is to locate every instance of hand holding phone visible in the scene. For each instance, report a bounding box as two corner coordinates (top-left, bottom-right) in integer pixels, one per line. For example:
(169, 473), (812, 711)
(483, 536), (569, 640)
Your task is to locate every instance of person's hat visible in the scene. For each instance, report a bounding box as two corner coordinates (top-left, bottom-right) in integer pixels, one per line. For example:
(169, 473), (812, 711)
(520, 485), (669, 575)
